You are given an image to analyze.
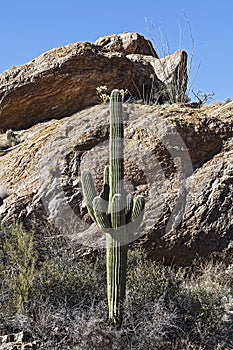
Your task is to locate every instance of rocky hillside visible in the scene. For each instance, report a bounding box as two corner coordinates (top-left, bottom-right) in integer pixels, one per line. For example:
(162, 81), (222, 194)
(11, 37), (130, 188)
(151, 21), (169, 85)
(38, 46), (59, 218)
(0, 100), (232, 266)
(0, 32), (232, 267)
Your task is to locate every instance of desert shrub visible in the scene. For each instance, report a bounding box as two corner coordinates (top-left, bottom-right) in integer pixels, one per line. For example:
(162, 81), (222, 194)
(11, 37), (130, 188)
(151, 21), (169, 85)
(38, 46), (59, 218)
(0, 223), (37, 313)
(0, 224), (232, 349)
(182, 260), (233, 348)
(33, 254), (106, 309)
(192, 90), (215, 106)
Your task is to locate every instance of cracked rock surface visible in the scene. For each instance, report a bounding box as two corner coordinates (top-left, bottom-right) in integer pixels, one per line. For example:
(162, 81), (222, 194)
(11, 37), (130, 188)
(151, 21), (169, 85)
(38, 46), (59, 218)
(0, 102), (232, 266)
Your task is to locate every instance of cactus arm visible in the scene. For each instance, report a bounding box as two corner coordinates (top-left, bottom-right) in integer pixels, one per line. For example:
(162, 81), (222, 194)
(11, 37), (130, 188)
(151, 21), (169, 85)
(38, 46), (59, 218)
(81, 170), (97, 222)
(111, 194), (125, 230)
(127, 195), (145, 234)
(93, 196), (111, 231)
(100, 165), (110, 212)
(104, 165), (110, 186)
(125, 193), (133, 224)
(125, 194), (145, 234)
(131, 195), (145, 223)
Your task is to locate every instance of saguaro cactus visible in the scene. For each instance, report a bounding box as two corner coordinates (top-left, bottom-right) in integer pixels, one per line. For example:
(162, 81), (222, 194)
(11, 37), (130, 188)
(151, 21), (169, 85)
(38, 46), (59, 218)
(81, 89), (145, 326)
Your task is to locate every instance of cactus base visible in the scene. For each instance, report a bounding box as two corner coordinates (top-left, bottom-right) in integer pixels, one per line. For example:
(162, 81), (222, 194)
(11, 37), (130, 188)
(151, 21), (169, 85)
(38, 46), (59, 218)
(106, 232), (128, 326)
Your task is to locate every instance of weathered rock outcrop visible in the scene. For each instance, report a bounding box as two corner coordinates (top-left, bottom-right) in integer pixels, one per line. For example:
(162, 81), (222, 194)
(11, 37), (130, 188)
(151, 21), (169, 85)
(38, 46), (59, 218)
(95, 32), (158, 56)
(0, 102), (232, 266)
(126, 50), (187, 103)
(0, 42), (145, 131)
(0, 32), (187, 131)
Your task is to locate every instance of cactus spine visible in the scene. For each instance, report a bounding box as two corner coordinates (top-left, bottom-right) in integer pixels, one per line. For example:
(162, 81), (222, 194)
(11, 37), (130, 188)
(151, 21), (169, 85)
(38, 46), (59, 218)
(81, 89), (145, 326)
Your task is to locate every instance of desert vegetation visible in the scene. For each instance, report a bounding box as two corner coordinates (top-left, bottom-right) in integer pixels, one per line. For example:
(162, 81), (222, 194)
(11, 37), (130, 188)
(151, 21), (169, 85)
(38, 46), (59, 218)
(0, 222), (232, 349)
(0, 33), (232, 349)
(0, 89), (232, 349)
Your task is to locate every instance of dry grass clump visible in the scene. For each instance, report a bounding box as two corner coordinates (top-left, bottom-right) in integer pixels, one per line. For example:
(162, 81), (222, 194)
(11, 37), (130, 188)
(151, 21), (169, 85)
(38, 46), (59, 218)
(0, 223), (232, 349)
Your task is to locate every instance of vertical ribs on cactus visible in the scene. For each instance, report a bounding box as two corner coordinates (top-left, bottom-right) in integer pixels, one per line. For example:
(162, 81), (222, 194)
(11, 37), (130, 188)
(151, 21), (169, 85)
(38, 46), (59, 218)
(81, 89), (145, 326)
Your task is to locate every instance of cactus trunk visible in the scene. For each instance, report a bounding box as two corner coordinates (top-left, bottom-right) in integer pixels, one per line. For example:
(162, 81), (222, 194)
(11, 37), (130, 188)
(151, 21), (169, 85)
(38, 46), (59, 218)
(106, 232), (127, 325)
(81, 89), (145, 327)
(109, 90), (125, 204)
(107, 90), (127, 325)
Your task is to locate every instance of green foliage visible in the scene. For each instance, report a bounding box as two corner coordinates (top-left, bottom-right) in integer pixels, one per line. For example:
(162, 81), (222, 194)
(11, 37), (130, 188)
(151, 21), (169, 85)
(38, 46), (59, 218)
(0, 223), (37, 312)
(0, 235), (232, 349)
(35, 255), (106, 308)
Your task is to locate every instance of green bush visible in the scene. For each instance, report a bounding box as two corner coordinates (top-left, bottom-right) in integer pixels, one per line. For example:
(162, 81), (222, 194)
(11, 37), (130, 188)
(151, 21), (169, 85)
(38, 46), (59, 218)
(0, 223), (37, 312)
(34, 254), (106, 308)
(0, 224), (232, 349)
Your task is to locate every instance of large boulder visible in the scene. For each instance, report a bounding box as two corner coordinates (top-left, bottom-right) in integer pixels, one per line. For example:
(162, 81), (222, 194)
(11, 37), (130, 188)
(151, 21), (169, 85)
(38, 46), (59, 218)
(0, 42), (152, 131)
(0, 32), (187, 131)
(95, 32), (158, 56)
(140, 138), (233, 266)
(0, 102), (232, 266)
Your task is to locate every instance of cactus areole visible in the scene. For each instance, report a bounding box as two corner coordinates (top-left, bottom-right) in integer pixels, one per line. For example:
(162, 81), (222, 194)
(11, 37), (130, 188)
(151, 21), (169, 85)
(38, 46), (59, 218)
(81, 89), (145, 326)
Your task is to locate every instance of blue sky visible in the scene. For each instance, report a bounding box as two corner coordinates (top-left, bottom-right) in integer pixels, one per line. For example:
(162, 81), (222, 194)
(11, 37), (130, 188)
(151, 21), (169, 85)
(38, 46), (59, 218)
(0, 0), (232, 102)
